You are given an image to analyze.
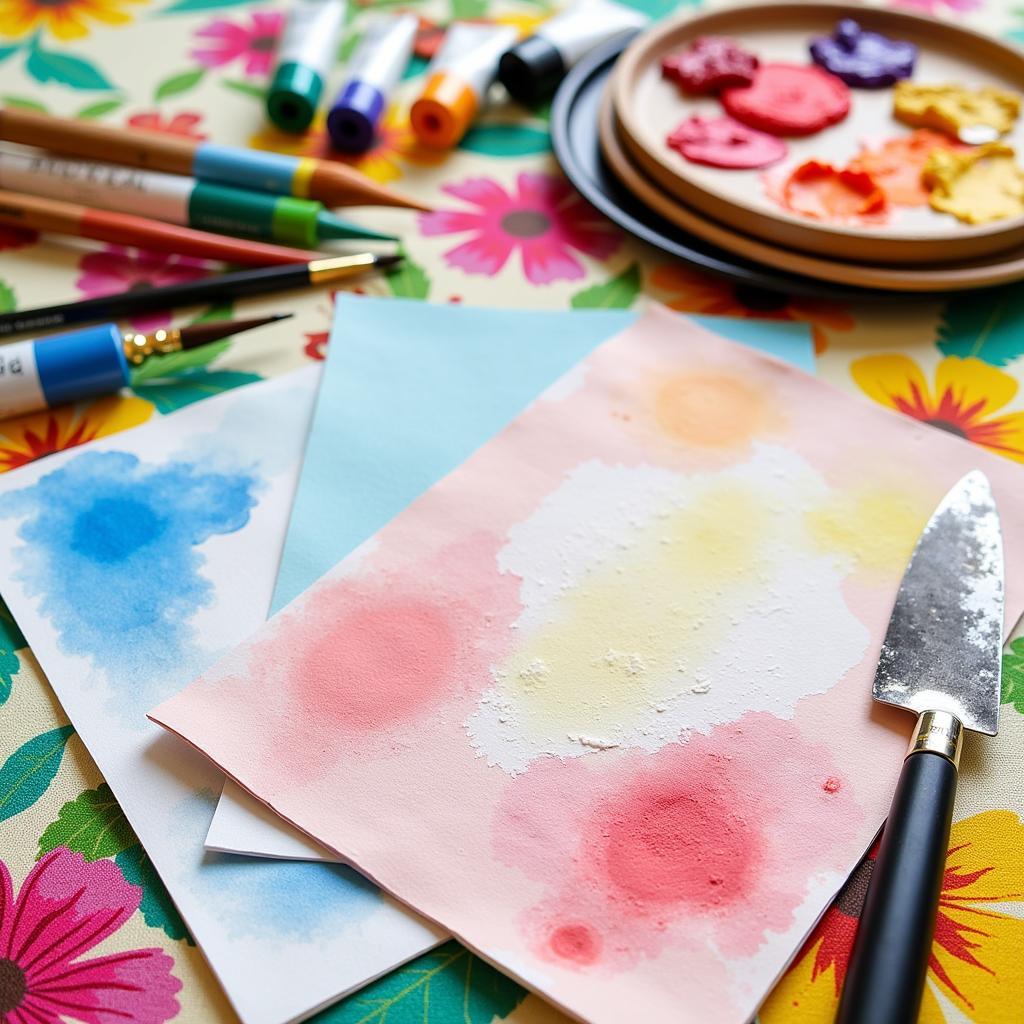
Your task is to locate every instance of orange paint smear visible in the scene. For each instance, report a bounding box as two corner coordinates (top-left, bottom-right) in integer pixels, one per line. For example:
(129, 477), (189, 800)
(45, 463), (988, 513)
(850, 130), (966, 206)
(777, 160), (889, 225)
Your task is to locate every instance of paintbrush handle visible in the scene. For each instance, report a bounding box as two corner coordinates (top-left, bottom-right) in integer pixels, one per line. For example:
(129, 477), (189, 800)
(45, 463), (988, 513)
(835, 748), (957, 1024)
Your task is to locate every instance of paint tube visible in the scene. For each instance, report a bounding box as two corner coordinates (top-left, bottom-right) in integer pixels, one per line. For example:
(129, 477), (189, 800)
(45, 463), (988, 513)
(327, 13), (418, 152)
(410, 22), (518, 148)
(499, 0), (648, 104)
(266, 0), (347, 133)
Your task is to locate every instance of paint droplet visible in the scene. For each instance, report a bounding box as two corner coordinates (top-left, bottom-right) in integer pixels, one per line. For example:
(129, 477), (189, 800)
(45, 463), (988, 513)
(823, 776), (842, 793)
(549, 923), (602, 965)
(691, 682), (712, 694)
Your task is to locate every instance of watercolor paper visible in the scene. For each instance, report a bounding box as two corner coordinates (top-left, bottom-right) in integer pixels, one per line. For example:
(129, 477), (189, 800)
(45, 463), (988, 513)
(0, 370), (442, 1024)
(151, 308), (1024, 1023)
(209, 295), (817, 860)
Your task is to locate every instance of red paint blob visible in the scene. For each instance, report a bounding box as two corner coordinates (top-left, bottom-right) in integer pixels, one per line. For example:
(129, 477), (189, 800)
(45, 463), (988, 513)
(549, 923), (602, 965)
(294, 592), (457, 730)
(722, 63), (850, 137)
(603, 783), (761, 910)
(823, 776), (842, 794)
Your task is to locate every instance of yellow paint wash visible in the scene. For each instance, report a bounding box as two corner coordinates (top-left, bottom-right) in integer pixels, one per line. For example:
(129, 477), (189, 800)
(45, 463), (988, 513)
(499, 481), (772, 737)
(807, 487), (926, 573)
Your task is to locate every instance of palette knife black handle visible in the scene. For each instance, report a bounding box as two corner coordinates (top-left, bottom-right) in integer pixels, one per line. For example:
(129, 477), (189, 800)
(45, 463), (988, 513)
(835, 712), (960, 1024)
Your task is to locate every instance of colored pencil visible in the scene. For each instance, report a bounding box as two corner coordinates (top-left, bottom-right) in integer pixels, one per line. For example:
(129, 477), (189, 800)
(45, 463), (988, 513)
(0, 252), (401, 337)
(0, 106), (430, 212)
(0, 189), (318, 265)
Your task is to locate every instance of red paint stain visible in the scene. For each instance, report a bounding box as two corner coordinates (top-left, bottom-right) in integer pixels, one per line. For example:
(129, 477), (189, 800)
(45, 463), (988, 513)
(293, 593), (457, 730)
(549, 923), (602, 965)
(823, 776), (842, 794)
(604, 782), (760, 910)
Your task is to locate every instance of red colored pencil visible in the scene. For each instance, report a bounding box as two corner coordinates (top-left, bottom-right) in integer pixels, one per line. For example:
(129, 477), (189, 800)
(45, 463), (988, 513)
(0, 188), (318, 265)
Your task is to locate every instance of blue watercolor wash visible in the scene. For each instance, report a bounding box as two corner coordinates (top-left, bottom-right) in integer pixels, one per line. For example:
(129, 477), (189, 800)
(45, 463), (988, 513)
(2, 450), (258, 703)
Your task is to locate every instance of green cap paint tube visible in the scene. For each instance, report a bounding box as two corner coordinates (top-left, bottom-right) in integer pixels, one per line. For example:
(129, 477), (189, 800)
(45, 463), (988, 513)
(267, 0), (347, 133)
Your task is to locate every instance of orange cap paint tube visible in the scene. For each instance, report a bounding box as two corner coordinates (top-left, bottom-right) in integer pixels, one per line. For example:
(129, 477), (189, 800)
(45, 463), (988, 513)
(411, 23), (518, 148)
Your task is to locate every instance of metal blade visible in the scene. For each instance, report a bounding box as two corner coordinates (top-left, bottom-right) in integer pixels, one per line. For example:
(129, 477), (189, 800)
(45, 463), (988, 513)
(873, 471), (1003, 735)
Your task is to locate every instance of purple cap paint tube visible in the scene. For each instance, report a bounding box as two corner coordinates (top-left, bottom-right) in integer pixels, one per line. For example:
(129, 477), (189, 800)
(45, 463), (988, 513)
(327, 13), (418, 153)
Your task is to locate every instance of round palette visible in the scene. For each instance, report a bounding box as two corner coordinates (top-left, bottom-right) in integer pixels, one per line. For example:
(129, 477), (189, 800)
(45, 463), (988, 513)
(599, 88), (1024, 291)
(611, 3), (1024, 264)
(550, 35), (874, 300)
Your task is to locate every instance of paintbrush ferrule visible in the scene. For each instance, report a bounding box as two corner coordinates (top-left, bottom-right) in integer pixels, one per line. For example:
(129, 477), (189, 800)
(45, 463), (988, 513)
(122, 327), (183, 366)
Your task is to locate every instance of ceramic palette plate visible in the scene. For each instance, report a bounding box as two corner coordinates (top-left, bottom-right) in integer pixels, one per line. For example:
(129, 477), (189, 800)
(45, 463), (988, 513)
(611, 2), (1024, 264)
(550, 35), (875, 300)
(599, 86), (1024, 291)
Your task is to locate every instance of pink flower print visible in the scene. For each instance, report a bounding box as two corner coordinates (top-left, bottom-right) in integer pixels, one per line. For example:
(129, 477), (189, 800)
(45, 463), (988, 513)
(190, 10), (283, 77)
(0, 848), (181, 1024)
(419, 173), (622, 285)
(887, 0), (981, 14)
(75, 246), (210, 332)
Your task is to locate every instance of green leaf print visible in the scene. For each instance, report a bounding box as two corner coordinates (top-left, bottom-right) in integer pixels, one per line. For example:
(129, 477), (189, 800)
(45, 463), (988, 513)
(38, 782), (138, 861)
(26, 46), (114, 91)
(116, 844), (194, 943)
(153, 68), (205, 102)
(132, 368), (262, 413)
(936, 288), (1024, 367)
(1002, 636), (1024, 714)
(0, 281), (15, 314)
(450, 0), (488, 17)
(221, 78), (266, 101)
(386, 249), (431, 300)
(0, 601), (24, 707)
(129, 339), (230, 385)
(76, 98), (124, 119)
(0, 46), (22, 65)
(0, 726), (75, 822)
(312, 941), (527, 1024)
(459, 123), (551, 157)
(160, 0), (259, 13)
(571, 263), (642, 309)
(1, 93), (46, 111)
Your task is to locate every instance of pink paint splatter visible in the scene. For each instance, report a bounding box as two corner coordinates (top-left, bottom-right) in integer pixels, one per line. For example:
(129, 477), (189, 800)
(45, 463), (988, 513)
(495, 714), (865, 970)
(823, 776), (843, 793)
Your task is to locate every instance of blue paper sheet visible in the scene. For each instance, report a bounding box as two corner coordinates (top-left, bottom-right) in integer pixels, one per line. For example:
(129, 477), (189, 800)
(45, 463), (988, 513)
(272, 296), (814, 611)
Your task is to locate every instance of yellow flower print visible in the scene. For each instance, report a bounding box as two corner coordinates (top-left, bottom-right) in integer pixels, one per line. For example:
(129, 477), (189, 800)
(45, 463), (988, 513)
(761, 810), (1024, 1023)
(0, 394), (154, 472)
(851, 354), (1024, 462)
(0, 0), (147, 41)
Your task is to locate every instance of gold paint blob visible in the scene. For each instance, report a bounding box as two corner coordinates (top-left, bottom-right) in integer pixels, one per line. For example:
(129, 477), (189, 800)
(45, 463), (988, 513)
(893, 82), (1020, 138)
(922, 143), (1024, 225)
(655, 373), (771, 448)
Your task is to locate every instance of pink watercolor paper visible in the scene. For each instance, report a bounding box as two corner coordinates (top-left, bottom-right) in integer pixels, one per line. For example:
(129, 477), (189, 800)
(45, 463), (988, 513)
(150, 307), (1024, 1024)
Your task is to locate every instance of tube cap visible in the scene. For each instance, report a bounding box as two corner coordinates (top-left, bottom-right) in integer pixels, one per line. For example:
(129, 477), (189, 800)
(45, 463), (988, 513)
(498, 36), (567, 106)
(410, 72), (478, 149)
(327, 80), (385, 153)
(266, 61), (323, 133)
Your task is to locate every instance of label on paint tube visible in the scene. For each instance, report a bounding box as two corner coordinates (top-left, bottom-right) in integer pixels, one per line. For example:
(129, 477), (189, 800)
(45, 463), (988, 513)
(342, 13), (418, 94)
(427, 22), (518, 100)
(0, 149), (192, 223)
(0, 340), (45, 419)
(537, 0), (647, 67)
(277, 0), (346, 77)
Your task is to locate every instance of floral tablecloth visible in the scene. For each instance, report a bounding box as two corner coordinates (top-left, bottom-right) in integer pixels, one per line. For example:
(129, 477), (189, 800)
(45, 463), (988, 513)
(1, 0), (1023, 1022)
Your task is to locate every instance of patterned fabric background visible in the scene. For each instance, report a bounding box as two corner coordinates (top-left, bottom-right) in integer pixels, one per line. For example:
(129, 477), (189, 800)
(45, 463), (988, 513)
(0, 0), (1022, 1021)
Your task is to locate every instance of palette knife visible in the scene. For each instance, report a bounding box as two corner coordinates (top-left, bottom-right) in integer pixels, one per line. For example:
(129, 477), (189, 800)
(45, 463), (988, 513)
(835, 471), (1003, 1024)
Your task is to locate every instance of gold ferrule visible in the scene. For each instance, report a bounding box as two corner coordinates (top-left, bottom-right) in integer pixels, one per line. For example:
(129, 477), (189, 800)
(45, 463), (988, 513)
(907, 710), (963, 769)
(122, 327), (183, 366)
(308, 254), (375, 284)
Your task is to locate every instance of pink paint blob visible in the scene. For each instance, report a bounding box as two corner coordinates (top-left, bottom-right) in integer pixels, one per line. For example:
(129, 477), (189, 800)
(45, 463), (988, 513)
(549, 923), (603, 965)
(293, 591), (458, 730)
(823, 776), (843, 793)
(603, 781), (761, 910)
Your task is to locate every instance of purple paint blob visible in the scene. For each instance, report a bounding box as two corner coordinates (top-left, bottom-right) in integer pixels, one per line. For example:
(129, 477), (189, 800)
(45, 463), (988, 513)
(810, 19), (917, 88)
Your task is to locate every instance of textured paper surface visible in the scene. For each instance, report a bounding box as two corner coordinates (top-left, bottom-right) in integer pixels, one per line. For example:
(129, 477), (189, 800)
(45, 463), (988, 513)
(0, 370), (441, 1024)
(151, 308), (1024, 1023)
(210, 296), (816, 860)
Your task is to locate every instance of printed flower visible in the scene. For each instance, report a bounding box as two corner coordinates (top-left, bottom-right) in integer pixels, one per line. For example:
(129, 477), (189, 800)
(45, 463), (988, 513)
(0, 0), (145, 41)
(888, 0), (981, 16)
(75, 245), (210, 332)
(0, 847), (181, 1023)
(0, 395), (154, 473)
(126, 110), (206, 139)
(650, 262), (854, 353)
(420, 173), (621, 285)
(761, 810), (1024, 1022)
(851, 354), (1024, 461)
(190, 9), (282, 77)
(249, 108), (441, 184)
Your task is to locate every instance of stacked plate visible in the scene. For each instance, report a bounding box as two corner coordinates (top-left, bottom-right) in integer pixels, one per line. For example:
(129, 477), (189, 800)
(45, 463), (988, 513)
(552, 2), (1024, 295)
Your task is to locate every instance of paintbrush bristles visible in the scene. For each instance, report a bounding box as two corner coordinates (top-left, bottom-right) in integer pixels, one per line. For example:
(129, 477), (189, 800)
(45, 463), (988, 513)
(178, 314), (293, 351)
